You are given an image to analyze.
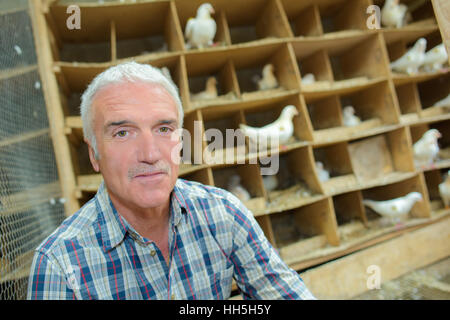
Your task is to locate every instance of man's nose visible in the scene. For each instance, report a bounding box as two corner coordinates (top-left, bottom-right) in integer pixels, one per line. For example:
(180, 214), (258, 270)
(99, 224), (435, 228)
(137, 130), (162, 164)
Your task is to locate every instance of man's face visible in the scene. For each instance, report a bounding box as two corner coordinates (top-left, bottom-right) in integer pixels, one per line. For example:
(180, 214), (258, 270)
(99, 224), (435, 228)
(87, 82), (181, 212)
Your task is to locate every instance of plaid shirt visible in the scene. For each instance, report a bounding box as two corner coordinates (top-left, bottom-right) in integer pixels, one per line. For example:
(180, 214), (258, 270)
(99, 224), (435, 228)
(27, 178), (315, 300)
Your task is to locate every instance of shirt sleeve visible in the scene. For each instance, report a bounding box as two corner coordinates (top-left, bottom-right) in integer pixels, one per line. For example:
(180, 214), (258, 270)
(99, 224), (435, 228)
(225, 197), (316, 300)
(27, 250), (76, 300)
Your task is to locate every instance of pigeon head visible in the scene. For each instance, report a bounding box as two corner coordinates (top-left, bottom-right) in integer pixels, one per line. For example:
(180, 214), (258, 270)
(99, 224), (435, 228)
(262, 64), (274, 76)
(206, 76), (217, 87)
(407, 192), (423, 203)
(198, 3), (215, 17)
(228, 174), (241, 187)
(316, 161), (324, 169)
(281, 105), (299, 118)
(343, 105), (355, 115)
(423, 129), (442, 141)
(413, 38), (427, 53)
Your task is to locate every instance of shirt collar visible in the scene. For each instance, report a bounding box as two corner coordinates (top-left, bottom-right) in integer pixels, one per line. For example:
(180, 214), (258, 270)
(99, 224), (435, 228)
(96, 179), (188, 253)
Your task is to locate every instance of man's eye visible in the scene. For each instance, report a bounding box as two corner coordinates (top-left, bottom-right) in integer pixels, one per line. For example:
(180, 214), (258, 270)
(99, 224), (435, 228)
(115, 130), (128, 137)
(159, 127), (171, 133)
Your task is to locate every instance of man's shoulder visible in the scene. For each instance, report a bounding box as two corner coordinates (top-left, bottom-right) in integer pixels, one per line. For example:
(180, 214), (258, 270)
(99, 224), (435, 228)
(35, 197), (100, 257)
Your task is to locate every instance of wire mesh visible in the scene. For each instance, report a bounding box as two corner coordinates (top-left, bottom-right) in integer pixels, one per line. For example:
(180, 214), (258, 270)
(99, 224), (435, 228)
(0, 4), (66, 300)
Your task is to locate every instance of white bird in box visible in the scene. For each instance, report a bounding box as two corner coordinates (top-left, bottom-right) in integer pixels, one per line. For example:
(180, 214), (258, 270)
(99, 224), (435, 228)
(439, 171), (450, 209)
(422, 43), (448, 72)
(191, 77), (218, 101)
(316, 161), (330, 182)
(253, 64), (279, 91)
(433, 93), (450, 109)
(381, 0), (411, 28)
(342, 105), (362, 127)
(413, 129), (442, 168)
(262, 175), (278, 192)
(239, 105), (299, 150)
(185, 3), (216, 49)
(227, 174), (251, 202)
(390, 38), (427, 75)
(363, 192), (423, 222)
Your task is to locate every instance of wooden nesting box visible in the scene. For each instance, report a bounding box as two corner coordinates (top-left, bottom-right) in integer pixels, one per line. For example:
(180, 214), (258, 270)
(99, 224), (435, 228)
(30, 0), (450, 292)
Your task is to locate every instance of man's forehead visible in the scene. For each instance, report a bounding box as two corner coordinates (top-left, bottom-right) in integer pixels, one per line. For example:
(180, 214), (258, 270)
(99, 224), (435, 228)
(91, 81), (177, 116)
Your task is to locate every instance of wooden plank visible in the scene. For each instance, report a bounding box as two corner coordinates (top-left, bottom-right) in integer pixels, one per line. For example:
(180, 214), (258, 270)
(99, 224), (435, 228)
(299, 215), (450, 299)
(0, 64), (38, 81)
(431, 0), (450, 59)
(110, 20), (117, 62)
(29, 0), (80, 216)
(0, 128), (49, 149)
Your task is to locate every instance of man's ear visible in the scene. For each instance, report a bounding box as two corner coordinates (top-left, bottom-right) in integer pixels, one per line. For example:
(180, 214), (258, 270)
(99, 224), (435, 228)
(85, 139), (100, 172)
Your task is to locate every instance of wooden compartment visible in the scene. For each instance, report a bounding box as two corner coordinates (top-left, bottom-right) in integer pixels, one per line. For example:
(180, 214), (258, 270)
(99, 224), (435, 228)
(333, 190), (368, 228)
(417, 73), (450, 119)
(270, 198), (340, 265)
(214, 0), (291, 45)
(259, 146), (324, 210)
(185, 53), (239, 109)
(284, 4), (322, 37)
(423, 169), (450, 214)
(47, 2), (183, 62)
(327, 33), (389, 81)
(232, 43), (300, 98)
(200, 108), (247, 166)
(387, 30), (445, 78)
(175, 1), (230, 49)
(211, 163), (267, 212)
(410, 120), (450, 170)
(296, 49), (333, 86)
(395, 82), (421, 124)
(373, 0), (438, 27)
(241, 94), (313, 152)
(313, 142), (358, 195)
(319, 0), (371, 35)
(361, 174), (431, 225)
(306, 81), (399, 144)
(348, 127), (415, 185)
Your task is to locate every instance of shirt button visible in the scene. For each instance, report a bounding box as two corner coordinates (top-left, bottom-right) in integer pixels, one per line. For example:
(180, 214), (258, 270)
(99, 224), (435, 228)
(150, 250), (156, 257)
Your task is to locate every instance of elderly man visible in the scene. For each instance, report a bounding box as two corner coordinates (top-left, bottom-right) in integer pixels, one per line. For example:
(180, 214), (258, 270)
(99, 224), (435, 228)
(27, 62), (315, 300)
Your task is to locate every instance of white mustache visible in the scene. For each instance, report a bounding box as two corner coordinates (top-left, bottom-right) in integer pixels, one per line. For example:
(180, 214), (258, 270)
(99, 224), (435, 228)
(128, 161), (171, 179)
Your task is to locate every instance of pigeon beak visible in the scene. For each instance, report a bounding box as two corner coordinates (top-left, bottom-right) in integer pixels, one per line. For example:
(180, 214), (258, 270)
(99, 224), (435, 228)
(210, 8), (215, 14)
(436, 132), (442, 138)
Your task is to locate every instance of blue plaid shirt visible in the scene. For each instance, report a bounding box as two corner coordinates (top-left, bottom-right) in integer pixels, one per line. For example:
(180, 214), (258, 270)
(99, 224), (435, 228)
(27, 178), (315, 300)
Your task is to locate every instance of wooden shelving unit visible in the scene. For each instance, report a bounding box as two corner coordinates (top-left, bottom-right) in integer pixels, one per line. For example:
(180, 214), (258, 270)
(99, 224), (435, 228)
(30, 0), (450, 291)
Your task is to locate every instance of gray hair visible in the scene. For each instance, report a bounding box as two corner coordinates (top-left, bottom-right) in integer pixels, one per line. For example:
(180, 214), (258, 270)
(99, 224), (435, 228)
(80, 61), (184, 158)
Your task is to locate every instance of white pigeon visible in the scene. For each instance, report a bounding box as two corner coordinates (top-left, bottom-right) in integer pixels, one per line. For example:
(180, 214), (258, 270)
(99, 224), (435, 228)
(262, 175), (278, 192)
(184, 3), (216, 49)
(228, 174), (251, 202)
(363, 192), (423, 222)
(433, 93), (450, 108)
(422, 43), (448, 72)
(239, 105), (299, 150)
(439, 171), (450, 209)
(342, 105), (361, 127)
(253, 64), (279, 91)
(390, 38), (427, 75)
(301, 73), (316, 85)
(413, 129), (442, 167)
(191, 77), (218, 101)
(316, 161), (330, 182)
(381, 0), (410, 28)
